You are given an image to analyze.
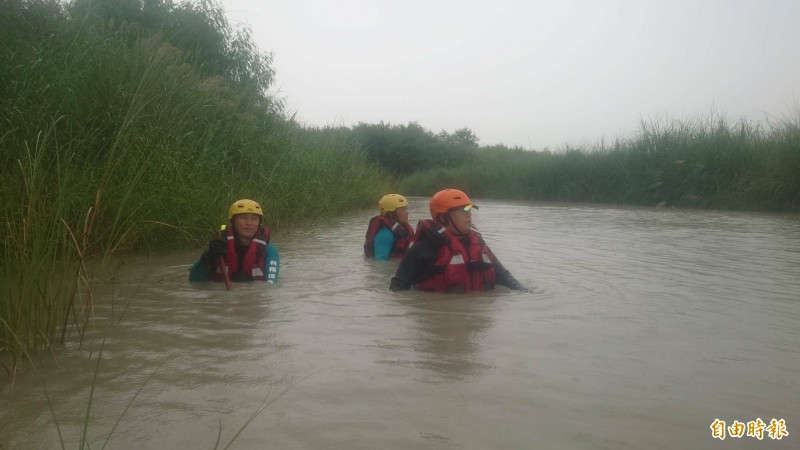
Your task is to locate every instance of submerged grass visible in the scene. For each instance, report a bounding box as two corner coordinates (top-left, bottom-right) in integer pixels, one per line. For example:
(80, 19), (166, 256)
(1, 1), (389, 368)
(400, 114), (800, 211)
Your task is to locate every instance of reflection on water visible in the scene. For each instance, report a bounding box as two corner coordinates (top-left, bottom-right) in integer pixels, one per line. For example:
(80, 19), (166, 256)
(401, 297), (494, 381)
(2, 200), (799, 449)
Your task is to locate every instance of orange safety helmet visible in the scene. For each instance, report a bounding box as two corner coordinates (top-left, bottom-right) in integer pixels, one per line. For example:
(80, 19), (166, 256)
(429, 189), (478, 220)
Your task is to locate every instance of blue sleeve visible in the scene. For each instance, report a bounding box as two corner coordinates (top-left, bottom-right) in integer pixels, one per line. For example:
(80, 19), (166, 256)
(373, 227), (395, 261)
(188, 253), (211, 281)
(264, 243), (280, 283)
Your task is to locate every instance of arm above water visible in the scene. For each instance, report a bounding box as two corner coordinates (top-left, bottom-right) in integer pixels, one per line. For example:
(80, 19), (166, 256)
(390, 239), (438, 291)
(373, 227), (395, 261)
(264, 243), (280, 283)
(492, 253), (529, 292)
(189, 237), (227, 282)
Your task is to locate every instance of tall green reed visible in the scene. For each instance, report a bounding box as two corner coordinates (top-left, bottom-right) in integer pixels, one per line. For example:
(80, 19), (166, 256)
(0, 121), (96, 378)
(400, 114), (800, 211)
(1, 0), (389, 367)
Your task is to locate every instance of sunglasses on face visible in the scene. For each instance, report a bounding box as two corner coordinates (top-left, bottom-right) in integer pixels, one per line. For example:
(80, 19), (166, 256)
(450, 204), (474, 214)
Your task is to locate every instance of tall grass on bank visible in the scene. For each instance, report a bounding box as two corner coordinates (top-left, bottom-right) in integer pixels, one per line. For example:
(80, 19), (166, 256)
(0, 0), (389, 368)
(400, 115), (800, 211)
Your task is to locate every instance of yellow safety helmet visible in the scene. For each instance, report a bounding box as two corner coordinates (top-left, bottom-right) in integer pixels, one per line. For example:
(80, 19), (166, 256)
(228, 199), (263, 220)
(378, 194), (408, 215)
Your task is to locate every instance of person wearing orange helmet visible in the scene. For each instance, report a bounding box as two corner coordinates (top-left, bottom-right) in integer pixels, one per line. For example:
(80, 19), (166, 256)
(364, 194), (414, 260)
(389, 189), (527, 293)
(189, 199), (280, 283)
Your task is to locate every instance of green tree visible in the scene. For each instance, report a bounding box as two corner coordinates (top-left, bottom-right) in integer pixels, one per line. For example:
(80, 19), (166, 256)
(439, 127), (479, 147)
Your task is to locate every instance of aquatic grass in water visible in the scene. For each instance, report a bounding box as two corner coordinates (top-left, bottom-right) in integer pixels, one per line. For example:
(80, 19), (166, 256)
(0, 0), (389, 365)
(0, 121), (96, 375)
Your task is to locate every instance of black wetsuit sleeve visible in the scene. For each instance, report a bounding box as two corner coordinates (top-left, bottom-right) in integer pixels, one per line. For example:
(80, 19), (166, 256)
(390, 240), (438, 291)
(492, 253), (529, 291)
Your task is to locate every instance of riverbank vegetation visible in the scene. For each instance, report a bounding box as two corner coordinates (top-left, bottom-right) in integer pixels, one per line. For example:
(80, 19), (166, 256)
(325, 114), (798, 211)
(397, 115), (800, 211)
(1, 0), (388, 368)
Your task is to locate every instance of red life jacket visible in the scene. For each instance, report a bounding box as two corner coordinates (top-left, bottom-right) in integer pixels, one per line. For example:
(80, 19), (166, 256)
(364, 214), (414, 258)
(210, 225), (270, 282)
(414, 219), (496, 293)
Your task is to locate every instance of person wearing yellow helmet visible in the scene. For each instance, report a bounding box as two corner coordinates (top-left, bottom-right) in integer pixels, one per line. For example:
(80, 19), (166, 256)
(390, 189), (527, 293)
(364, 194), (414, 260)
(188, 199), (280, 283)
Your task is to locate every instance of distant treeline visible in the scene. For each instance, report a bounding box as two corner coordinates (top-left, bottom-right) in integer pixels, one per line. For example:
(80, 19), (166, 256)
(396, 117), (800, 211)
(316, 115), (799, 211)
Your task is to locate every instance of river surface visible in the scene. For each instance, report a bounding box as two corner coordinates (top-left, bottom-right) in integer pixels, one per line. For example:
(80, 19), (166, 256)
(2, 199), (799, 449)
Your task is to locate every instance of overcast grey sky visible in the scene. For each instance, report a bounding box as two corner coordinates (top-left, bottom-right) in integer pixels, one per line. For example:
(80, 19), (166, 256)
(222, 0), (800, 150)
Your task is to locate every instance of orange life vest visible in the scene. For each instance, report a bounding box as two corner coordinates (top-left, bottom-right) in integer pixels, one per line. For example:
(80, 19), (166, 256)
(210, 225), (270, 282)
(364, 215), (414, 258)
(414, 219), (496, 293)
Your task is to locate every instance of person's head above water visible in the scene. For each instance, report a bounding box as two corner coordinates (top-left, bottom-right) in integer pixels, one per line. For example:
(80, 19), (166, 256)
(378, 193), (410, 226)
(429, 189), (479, 236)
(228, 199), (262, 243)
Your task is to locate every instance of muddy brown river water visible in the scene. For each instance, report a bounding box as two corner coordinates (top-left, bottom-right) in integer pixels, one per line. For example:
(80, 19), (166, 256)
(2, 199), (799, 449)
